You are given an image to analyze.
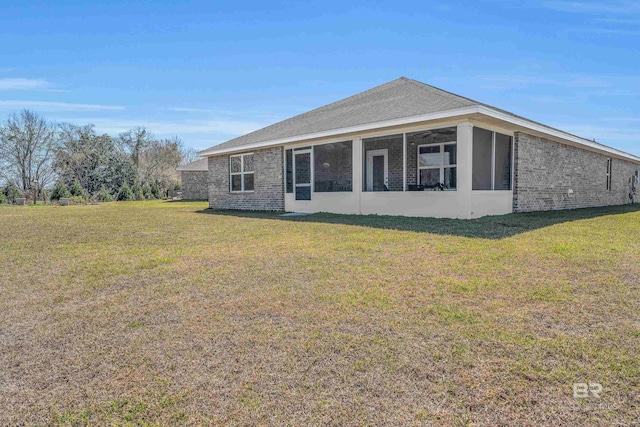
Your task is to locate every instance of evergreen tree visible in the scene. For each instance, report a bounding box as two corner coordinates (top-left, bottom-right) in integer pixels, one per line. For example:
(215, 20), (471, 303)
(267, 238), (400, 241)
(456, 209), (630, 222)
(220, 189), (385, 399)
(116, 183), (134, 201)
(50, 182), (71, 201)
(3, 181), (21, 203)
(69, 181), (85, 198)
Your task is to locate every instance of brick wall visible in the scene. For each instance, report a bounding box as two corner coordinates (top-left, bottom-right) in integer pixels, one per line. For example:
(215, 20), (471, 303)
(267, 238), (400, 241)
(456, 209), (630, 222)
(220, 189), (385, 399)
(513, 132), (639, 212)
(208, 146), (284, 211)
(180, 171), (208, 200)
(363, 136), (404, 191)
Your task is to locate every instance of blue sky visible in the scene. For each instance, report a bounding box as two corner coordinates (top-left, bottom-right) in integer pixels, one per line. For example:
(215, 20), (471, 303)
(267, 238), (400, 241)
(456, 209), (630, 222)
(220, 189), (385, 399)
(0, 0), (638, 155)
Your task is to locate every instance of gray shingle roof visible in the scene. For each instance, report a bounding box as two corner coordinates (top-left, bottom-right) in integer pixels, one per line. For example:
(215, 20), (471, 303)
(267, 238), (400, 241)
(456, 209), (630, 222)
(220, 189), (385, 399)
(176, 158), (208, 171)
(202, 77), (478, 153)
(198, 77), (640, 163)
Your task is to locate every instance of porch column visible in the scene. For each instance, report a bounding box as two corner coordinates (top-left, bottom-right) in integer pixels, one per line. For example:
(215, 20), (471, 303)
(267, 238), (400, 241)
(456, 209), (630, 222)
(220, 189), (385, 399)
(457, 121), (474, 219)
(402, 133), (407, 191)
(352, 137), (363, 214)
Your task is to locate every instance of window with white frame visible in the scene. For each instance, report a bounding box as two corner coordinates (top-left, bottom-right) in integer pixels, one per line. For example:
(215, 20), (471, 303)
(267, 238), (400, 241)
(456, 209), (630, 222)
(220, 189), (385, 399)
(407, 127), (457, 190)
(472, 127), (513, 191)
(417, 143), (457, 190)
(230, 153), (254, 192)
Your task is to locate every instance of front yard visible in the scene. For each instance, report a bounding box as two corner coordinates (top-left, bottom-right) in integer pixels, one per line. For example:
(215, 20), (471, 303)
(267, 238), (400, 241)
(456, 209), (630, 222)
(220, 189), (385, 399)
(1, 201), (639, 425)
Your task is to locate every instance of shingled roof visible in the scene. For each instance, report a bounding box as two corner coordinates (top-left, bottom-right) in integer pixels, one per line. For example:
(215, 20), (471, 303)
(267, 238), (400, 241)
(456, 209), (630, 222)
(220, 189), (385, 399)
(200, 77), (477, 153)
(198, 77), (640, 163)
(176, 158), (208, 172)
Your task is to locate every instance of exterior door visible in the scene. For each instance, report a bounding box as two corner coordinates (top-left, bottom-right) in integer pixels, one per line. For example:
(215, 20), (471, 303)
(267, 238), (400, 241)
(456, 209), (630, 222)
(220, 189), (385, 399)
(293, 150), (312, 200)
(366, 149), (388, 191)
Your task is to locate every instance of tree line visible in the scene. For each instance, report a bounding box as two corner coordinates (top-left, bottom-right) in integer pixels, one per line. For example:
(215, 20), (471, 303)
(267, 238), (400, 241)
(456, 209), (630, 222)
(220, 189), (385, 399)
(0, 110), (198, 203)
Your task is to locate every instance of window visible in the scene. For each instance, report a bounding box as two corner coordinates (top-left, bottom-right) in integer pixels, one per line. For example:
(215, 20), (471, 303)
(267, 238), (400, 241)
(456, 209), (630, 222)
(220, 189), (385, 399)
(285, 149), (293, 193)
(472, 128), (513, 191)
(407, 127), (457, 190)
(606, 158), (612, 191)
(230, 153), (254, 192)
(313, 141), (352, 192)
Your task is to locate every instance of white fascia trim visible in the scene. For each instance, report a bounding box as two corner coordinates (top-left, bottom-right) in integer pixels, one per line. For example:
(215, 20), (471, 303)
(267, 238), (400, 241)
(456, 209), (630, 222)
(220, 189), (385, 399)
(196, 106), (479, 157)
(198, 105), (640, 163)
(477, 106), (640, 163)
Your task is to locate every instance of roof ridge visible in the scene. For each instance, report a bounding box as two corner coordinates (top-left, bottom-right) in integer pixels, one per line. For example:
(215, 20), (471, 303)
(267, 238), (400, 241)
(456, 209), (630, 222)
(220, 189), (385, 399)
(401, 77), (481, 106)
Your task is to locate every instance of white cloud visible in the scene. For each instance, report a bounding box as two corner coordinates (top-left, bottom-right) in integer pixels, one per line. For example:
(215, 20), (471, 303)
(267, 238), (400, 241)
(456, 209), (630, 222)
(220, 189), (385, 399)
(59, 117), (266, 138)
(0, 100), (125, 112)
(0, 78), (52, 91)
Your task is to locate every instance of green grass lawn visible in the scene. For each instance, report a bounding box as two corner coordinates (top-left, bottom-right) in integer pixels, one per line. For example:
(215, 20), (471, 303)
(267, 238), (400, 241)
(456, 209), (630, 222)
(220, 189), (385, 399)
(1, 201), (639, 425)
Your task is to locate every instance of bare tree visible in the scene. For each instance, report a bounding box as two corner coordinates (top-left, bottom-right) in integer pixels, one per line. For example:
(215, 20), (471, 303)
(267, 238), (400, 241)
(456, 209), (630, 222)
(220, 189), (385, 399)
(180, 145), (199, 166)
(138, 136), (182, 189)
(0, 110), (58, 193)
(118, 127), (154, 184)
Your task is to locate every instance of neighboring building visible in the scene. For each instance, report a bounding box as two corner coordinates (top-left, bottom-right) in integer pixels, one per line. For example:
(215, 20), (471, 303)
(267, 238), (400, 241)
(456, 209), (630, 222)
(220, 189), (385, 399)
(197, 77), (640, 219)
(176, 158), (208, 200)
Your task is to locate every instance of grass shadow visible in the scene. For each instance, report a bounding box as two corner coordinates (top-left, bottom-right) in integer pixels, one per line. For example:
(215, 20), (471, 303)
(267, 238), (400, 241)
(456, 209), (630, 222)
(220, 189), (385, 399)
(196, 204), (640, 239)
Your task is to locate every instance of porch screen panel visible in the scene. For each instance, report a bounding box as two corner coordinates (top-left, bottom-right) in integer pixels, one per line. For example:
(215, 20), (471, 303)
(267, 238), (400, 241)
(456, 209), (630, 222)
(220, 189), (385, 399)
(407, 127), (457, 190)
(363, 134), (403, 191)
(313, 141), (352, 192)
(494, 133), (512, 190)
(472, 127), (493, 190)
(285, 149), (293, 193)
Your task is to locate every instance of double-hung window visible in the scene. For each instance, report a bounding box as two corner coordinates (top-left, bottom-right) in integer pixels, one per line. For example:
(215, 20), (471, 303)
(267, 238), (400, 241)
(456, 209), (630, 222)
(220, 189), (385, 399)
(417, 143), (457, 190)
(407, 127), (457, 190)
(230, 153), (254, 192)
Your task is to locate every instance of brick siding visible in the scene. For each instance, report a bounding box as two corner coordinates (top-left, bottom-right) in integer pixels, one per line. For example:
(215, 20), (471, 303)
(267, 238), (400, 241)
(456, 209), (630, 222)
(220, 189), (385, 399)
(180, 171), (208, 200)
(208, 146), (284, 211)
(513, 132), (639, 212)
(363, 136), (404, 191)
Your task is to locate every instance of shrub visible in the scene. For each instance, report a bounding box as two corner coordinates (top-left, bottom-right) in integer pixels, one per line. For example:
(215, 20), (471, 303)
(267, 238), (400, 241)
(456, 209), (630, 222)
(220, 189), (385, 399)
(116, 183), (134, 201)
(151, 182), (162, 199)
(50, 182), (72, 201)
(0, 192), (6, 204)
(95, 186), (113, 202)
(173, 183), (181, 191)
(142, 183), (154, 200)
(69, 196), (88, 205)
(69, 181), (85, 198)
(3, 182), (21, 203)
(131, 184), (144, 201)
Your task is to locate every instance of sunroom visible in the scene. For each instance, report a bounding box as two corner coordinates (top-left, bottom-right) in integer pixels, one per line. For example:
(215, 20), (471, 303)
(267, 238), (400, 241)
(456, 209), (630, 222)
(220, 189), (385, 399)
(283, 121), (515, 219)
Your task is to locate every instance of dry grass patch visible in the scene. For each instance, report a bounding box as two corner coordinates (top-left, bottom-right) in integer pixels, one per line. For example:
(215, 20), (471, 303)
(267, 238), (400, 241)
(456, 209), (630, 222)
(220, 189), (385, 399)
(0, 201), (639, 425)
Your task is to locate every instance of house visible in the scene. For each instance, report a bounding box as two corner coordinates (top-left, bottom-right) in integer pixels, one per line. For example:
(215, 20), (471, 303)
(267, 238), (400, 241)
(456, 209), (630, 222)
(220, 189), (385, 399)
(197, 77), (640, 219)
(176, 158), (208, 200)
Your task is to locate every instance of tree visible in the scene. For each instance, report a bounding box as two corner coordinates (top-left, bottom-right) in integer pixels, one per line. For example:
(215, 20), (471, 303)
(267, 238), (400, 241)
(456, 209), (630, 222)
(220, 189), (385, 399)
(142, 183), (153, 200)
(50, 182), (71, 201)
(116, 183), (134, 201)
(131, 183), (144, 201)
(69, 180), (85, 198)
(0, 110), (58, 194)
(118, 127), (154, 184)
(3, 181), (21, 203)
(95, 185), (113, 202)
(54, 123), (134, 197)
(180, 145), (199, 166)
